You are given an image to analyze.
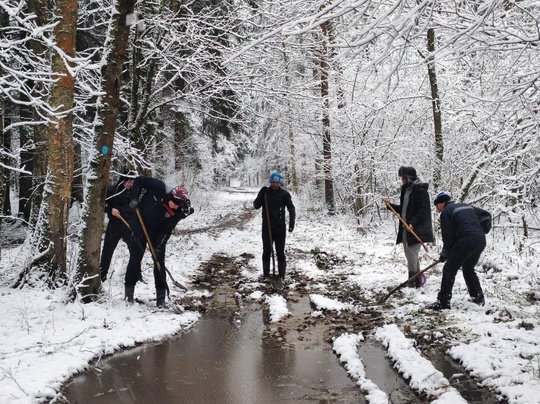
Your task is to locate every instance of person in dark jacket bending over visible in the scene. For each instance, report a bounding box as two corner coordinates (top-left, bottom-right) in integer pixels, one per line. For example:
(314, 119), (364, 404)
(383, 166), (434, 287)
(125, 176), (194, 307)
(428, 192), (485, 310)
(100, 170), (137, 282)
(253, 172), (296, 286)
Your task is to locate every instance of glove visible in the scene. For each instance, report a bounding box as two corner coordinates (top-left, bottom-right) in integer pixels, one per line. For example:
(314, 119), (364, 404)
(180, 200), (193, 215)
(154, 249), (163, 261)
(129, 199), (138, 209)
(439, 255), (447, 263)
(100, 271), (107, 282)
(289, 225), (294, 233)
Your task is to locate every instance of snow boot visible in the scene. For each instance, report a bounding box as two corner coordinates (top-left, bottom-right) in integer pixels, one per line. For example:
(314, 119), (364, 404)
(429, 291), (451, 310)
(262, 260), (270, 278)
(125, 284), (135, 304)
(426, 301), (451, 311)
(275, 261), (286, 290)
(472, 294), (485, 306)
(406, 272), (416, 288)
(278, 261), (286, 279)
(156, 288), (167, 308)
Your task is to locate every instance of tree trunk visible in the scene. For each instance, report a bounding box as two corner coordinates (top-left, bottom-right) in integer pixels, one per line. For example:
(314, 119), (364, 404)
(19, 103), (34, 222)
(174, 110), (188, 171)
(2, 123), (11, 216)
(0, 73), (4, 257)
(78, 0), (136, 302)
(71, 142), (84, 203)
(43, 0), (78, 285)
(0, 8), (8, 254)
(282, 42), (298, 191)
(28, 0), (50, 228)
(320, 20), (335, 213)
(427, 28), (443, 191)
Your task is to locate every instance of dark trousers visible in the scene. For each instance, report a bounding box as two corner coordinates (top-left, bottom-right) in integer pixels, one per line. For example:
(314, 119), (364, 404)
(125, 234), (167, 290)
(438, 245), (485, 305)
(100, 220), (131, 277)
(262, 225), (286, 263)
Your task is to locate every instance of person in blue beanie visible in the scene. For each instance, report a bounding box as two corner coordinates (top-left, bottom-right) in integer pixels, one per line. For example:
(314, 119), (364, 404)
(428, 191), (486, 310)
(253, 172), (296, 288)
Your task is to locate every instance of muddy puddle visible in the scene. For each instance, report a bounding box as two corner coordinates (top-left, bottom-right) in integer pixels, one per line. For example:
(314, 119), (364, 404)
(62, 286), (366, 403)
(61, 263), (498, 403)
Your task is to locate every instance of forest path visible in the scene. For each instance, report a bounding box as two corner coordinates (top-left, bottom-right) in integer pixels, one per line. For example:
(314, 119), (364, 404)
(62, 188), (502, 403)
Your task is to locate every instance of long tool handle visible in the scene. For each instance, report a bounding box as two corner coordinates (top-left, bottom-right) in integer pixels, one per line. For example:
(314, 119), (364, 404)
(383, 199), (430, 253)
(133, 209), (186, 290)
(381, 260), (439, 303)
(118, 214), (131, 231)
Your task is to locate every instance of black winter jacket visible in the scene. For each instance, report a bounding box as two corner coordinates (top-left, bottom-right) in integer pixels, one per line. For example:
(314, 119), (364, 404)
(439, 201), (486, 258)
(253, 186), (295, 230)
(389, 179), (434, 245)
(129, 176), (192, 250)
(105, 179), (134, 221)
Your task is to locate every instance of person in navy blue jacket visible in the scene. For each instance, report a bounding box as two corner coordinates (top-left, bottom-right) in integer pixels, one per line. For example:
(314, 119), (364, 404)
(125, 176), (194, 307)
(253, 171), (295, 286)
(100, 170), (136, 282)
(429, 192), (486, 310)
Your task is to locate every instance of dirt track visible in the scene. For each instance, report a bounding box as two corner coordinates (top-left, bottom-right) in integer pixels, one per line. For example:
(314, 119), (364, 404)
(174, 206), (503, 403)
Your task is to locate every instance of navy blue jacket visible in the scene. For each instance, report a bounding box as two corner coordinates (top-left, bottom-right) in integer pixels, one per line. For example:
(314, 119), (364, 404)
(440, 201), (486, 258)
(129, 176), (192, 250)
(105, 179), (133, 221)
(253, 186), (295, 230)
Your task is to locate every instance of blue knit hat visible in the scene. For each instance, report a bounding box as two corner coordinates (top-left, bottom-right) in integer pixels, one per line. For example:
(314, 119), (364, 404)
(269, 172), (283, 184)
(434, 191), (451, 205)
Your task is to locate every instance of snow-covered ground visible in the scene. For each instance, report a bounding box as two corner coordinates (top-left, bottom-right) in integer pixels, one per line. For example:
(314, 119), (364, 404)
(0, 187), (539, 403)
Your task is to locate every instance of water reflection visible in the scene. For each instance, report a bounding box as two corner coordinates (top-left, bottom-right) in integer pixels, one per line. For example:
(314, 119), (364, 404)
(63, 294), (364, 403)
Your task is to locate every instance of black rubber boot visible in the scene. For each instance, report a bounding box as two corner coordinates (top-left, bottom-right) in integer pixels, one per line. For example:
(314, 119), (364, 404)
(472, 293), (485, 306)
(273, 261), (286, 290)
(263, 261), (270, 278)
(430, 291), (451, 310)
(156, 288), (167, 308)
(125, 284), (135, 304)
(278, 261), (286, 280)
(427, 301), (451, 310)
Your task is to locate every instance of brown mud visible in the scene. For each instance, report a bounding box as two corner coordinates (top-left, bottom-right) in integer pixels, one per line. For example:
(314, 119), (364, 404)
(61, 204), (503, 403)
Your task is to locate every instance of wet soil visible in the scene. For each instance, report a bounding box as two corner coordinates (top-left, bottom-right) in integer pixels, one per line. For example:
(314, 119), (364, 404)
(63, 277), (367, 403)
(61, 205), (503, 403)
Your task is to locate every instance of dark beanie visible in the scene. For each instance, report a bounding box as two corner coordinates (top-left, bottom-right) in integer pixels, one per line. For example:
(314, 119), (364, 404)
(434, 191), (451, 205)
(398, 166), (417, 178)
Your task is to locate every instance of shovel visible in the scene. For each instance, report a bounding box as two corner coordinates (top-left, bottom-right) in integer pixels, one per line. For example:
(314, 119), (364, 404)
(382, 199), (437, 260)
(381, 260), (440, 303)
(120, 211), (187, 291)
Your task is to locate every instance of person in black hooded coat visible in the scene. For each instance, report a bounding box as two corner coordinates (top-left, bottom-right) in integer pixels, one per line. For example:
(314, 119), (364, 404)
(125, 176), (194, 307)
(383, 166), (434, 287)
(99, 170), (136, 282)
